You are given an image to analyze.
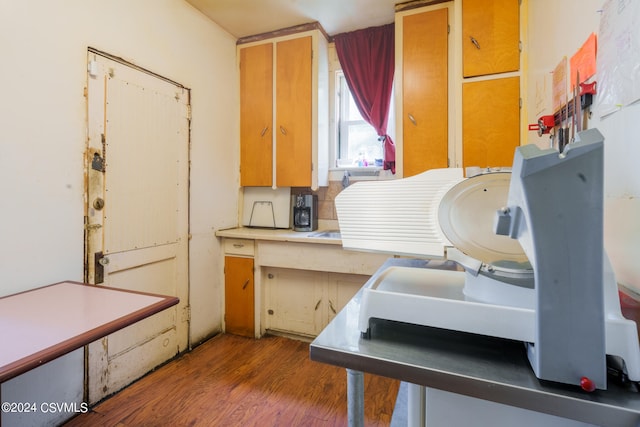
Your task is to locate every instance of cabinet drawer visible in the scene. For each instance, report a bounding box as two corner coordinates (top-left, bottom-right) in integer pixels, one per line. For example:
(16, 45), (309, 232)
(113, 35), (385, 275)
(224, 238), (255, 256)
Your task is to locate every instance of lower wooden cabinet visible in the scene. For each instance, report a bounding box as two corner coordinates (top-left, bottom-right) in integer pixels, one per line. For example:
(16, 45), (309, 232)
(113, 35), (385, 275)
(263, 267), (367, 337)
(224, 256), (255, 337)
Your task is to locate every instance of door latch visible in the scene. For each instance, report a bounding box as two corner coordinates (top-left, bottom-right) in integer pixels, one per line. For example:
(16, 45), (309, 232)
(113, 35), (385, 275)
(94, 251), (108, 284)
(91, 152), (105, 172)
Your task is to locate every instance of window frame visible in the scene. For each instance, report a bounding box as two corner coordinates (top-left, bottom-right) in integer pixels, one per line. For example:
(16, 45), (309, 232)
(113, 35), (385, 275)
(334, 71), (385, 169)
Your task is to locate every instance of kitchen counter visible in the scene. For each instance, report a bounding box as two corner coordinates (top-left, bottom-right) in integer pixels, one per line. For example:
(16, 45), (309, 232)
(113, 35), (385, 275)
(217, 224), (390, 338)
(310, 258), (640, 427)
(215, 226), (342, 245)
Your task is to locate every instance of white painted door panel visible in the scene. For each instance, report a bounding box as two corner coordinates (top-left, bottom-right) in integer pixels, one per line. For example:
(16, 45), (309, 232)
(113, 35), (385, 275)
(85, 51), (189, 403)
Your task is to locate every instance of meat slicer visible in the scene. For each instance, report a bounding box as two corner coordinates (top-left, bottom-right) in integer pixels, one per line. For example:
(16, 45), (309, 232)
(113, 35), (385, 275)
(335, 128), (640, 390)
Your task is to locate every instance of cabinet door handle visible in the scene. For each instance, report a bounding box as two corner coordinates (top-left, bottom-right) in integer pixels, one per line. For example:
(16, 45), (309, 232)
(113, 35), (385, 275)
(260, 126), (268, 137)
(408, 113), (417, 126)
(470, 36), (481, 50)
(329, 300), (336, 315)
(242, 279), (250, 290)
(314, 299), (322, 311)
(279, 126), (287, 135)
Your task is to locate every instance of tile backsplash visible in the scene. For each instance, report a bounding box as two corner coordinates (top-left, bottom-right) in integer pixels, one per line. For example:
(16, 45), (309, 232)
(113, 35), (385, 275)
(291, 180), (343, 221)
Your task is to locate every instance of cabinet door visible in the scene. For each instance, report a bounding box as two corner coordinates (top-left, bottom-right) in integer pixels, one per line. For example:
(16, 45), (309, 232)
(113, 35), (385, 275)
(224, 256), (255, 337)
(402, 7), (449, 177)
(462, 0), (519, 77)
(462, 76), (520, 169)
(275, 36), (312, 187)
(327, 273), (368, 323)
(240, 43), (273, 186)
(264, 267), (323, 336)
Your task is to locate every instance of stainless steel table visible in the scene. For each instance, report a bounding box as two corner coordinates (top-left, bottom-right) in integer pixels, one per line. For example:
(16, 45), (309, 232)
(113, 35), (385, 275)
(310, 258), (640, 427)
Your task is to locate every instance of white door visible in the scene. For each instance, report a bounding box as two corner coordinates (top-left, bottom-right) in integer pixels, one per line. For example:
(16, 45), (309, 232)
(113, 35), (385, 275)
(85, 50), (190, 403)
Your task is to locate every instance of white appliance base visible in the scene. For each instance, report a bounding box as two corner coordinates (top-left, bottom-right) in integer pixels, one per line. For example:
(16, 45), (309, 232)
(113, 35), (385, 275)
(358, 266), (640, 382)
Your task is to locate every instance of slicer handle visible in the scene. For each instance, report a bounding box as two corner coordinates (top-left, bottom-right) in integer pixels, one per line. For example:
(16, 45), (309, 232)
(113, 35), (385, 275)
(494, 206), (519, 238)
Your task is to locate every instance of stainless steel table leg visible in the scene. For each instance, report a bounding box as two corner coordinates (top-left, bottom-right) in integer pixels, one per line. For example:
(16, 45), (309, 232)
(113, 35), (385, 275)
(346, 368), (364, 427)
(408, 383), (426, 426)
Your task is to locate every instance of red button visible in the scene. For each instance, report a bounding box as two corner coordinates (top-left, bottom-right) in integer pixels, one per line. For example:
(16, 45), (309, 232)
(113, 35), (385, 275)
(580, 376), (596, 392)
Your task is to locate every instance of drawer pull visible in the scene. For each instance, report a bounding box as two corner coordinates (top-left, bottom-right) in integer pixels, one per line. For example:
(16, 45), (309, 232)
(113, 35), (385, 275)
(233, 243), (244, 248)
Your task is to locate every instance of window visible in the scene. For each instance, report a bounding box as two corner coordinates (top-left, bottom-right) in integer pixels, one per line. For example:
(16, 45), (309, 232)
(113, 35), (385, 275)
(336, 72), (384, 168)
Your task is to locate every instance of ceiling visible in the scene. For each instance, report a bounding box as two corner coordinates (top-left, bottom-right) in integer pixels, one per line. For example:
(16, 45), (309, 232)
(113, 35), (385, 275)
(185, 0), (406, 39)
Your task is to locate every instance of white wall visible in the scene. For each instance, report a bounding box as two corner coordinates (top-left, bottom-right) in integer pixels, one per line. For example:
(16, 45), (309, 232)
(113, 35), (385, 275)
(525, 0), (640, 293)
(0, 0), (238, 425)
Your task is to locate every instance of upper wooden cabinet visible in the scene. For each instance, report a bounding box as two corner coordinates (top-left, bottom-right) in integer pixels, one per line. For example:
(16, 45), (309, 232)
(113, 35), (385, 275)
(462, 0), (520, 77)
(275, 37), (313, 187)
(240, 43), (273, 187)
(238, 30), (328, 190)
(396, 4), (451, 177)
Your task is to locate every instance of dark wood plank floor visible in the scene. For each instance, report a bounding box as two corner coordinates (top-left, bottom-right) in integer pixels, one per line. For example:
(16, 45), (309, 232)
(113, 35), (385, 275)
(64, 334), (399, 426)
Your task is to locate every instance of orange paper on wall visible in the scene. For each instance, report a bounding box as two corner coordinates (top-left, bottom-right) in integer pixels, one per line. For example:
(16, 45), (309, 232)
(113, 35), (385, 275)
(570, 33), (597, 89)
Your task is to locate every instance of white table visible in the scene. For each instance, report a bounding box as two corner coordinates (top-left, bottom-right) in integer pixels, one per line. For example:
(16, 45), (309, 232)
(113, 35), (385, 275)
(0, 281), (178, 383)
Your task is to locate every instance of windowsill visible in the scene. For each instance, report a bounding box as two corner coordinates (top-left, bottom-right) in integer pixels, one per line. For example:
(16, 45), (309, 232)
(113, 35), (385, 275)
(330, 166), (382, 172)
(328, 167), (394, 182)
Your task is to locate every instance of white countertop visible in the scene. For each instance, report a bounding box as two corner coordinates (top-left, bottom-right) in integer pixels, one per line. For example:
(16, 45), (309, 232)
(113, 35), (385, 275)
(215, 225), (342, 245)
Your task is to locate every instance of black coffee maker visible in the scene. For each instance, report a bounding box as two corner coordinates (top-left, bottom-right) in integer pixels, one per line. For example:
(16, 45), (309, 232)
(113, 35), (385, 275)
(292, 194), (318, 231)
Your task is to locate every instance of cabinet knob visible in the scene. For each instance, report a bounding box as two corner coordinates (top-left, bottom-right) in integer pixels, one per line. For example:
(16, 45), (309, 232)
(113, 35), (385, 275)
(470, 36), (481, 50)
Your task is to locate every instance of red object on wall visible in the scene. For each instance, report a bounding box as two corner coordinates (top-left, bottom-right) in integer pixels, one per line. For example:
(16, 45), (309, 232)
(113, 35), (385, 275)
(528, 115), (555, 136)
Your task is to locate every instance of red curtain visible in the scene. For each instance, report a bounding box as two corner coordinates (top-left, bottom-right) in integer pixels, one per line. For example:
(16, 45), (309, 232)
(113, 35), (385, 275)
(334, 23), (396, 173)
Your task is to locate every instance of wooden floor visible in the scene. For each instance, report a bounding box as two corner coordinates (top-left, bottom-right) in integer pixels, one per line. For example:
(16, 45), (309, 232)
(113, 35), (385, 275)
(64, 334), (400, 426)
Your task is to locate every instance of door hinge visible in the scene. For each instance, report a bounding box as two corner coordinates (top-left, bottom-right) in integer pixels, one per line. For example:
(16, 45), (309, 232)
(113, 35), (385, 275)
(447, 24), (450, 35)
(182, 305), (191, 323)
